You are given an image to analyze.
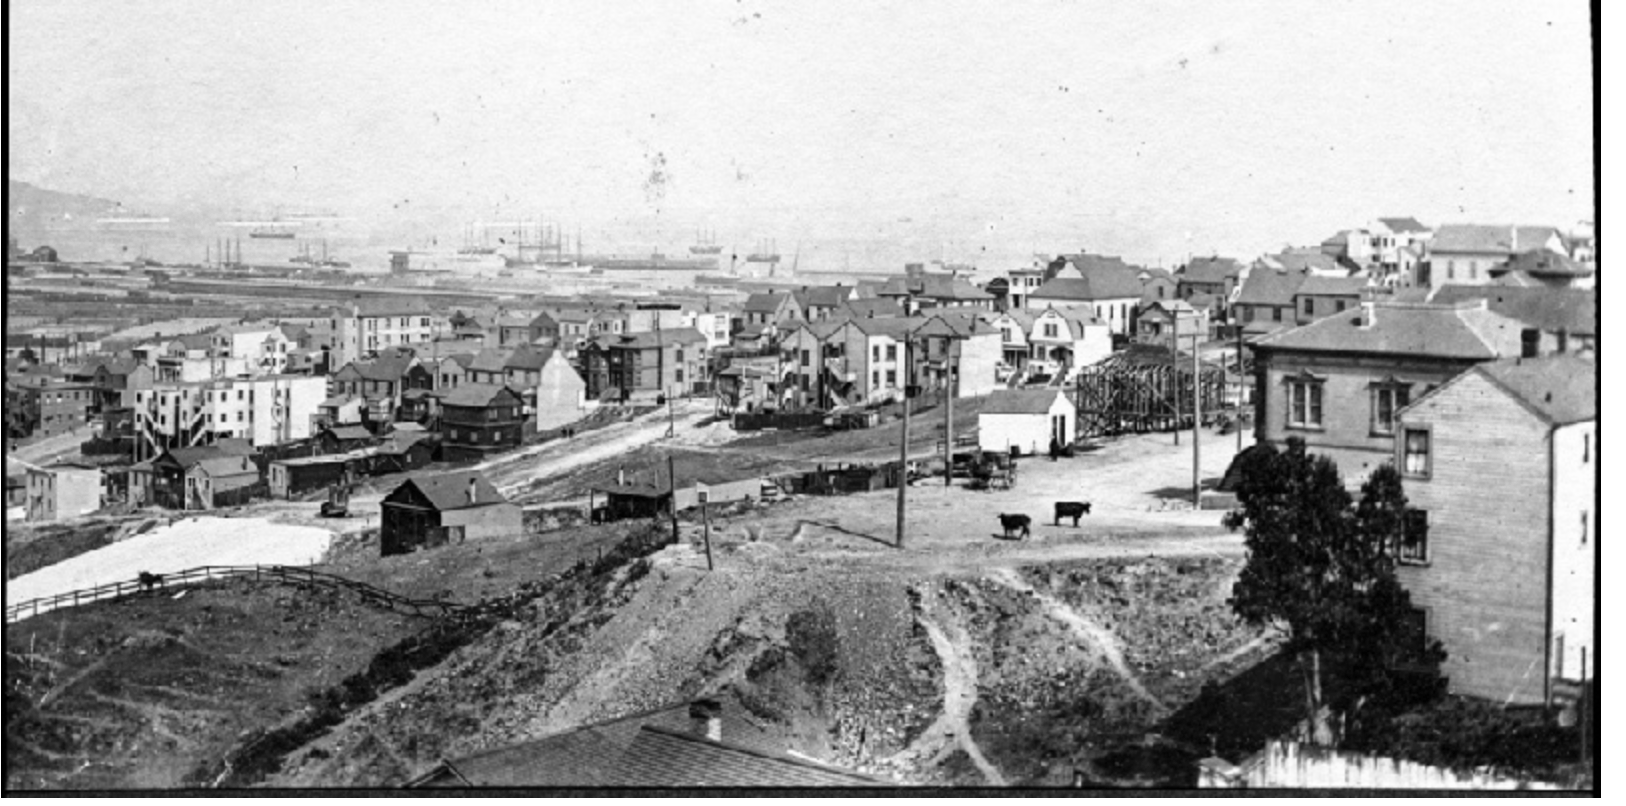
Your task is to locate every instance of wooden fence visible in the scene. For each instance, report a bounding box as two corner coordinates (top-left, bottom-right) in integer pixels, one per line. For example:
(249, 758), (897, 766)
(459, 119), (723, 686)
(5, 564), (465, 625)
(732, 411), (827, 431)
(1199, 740), (1568, 790)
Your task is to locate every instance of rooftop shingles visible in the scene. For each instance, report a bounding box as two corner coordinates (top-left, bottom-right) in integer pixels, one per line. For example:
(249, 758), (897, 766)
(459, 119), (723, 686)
(395, 472), (508, 511)
(1252, 301), (1526, 360)
(1474, 354), (1596, 425)
(981, 388), (1068, 415)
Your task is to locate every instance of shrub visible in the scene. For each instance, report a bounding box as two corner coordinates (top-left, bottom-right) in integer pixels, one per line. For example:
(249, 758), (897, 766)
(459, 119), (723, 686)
(786, 606), (840, 687)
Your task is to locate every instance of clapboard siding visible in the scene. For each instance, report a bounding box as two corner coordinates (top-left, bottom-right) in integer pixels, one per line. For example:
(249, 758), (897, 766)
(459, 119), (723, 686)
(1397, 371), (1551, 704)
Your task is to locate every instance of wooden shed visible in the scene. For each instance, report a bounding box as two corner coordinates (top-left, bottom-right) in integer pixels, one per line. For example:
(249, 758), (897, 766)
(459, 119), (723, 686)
(380, 472), (522, 556)
(977, 388), (1076, 456)
(269, 453), (359, 499)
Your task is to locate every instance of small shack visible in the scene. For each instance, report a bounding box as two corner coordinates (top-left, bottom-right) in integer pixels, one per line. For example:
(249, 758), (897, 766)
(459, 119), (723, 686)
(590, 464), (766, 523)
(380, 472), (522, 556)
(185, 455), (262, 509)
(269, 453), (360, 499)
(977, 387), (1077, 456)
(372, 430), (438, 474)
(318, 423), (381, 455)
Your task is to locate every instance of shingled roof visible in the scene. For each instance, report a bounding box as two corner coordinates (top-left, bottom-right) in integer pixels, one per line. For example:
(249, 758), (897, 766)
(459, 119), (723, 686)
(1377, 217), (1430, 234)
(1252, 301), (1526, 360)
(1235, 267), (1309, 306)
(404, 696), (882, 788)
(437, 382), (519, 408)
(1296, 275), (1368, 297)
(1430, 224), (1562, 255)
(1488, 248), (1593, 279)
(1473, 354), (1596, 425)
(1029, 270), (1144, 302)
(392, 472), (507, 512)
(1180, 257), (1243, 284)
(1427, 285), (1596, 337)
(981, 387), (1070, 415)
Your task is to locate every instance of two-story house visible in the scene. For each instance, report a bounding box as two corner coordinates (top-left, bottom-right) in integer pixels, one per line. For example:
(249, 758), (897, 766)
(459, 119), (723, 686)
(1421, 225), (1567, 289)
(1249, 299), (1530, 482)
(1028, 269), (1144, 335)
(1026, 307), (1111, 379)
(597, 328), (709, 402)
(1135, 299), (1209, 347)
(1177, 257), (1244, 310)
(778, 319), (856, 409)
(1292, 275), (1368, 325)
(435, 383), (526, 462)
(1427, 285), (1595, 354)
(991, 310), (1037, 378)
(741, 292), (803, 330)
(792, 285), (861, 321)
(329, 353), (432, 427)
(212, 322), (295, 375)
(1233, 265), (1309, 338)
(1393, 353), (1595, 707)
(1368, 217), (1432, 280)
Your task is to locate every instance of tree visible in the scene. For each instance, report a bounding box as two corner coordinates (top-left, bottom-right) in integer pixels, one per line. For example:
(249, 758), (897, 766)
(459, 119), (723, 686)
(1223, 437), (1442, 745)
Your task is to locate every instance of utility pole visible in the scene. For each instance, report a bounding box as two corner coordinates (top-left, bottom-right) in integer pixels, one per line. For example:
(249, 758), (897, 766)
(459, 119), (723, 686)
(1193, 327), (1202, 507)
(944, 335), (955, 487)
(896, 338), (912, 549)
(667, 452), (680, 546)
(1236, 323), (1245, 453)
(1171, 312), (1180, 445)
(701, 502), (714, 571)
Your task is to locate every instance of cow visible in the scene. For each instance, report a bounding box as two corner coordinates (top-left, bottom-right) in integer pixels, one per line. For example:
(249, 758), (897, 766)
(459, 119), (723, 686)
(1054, 501), (1092, 526)
(997, 513), (1031, 540)
(137, 571), (164, 591)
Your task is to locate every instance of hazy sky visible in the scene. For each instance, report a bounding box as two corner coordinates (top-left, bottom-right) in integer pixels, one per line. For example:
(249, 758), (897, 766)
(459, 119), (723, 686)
(8, 0), (1596, 267)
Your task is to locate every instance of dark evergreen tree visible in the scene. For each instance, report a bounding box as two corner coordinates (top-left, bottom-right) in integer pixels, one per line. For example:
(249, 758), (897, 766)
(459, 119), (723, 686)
(1224, 438), (1443, 745)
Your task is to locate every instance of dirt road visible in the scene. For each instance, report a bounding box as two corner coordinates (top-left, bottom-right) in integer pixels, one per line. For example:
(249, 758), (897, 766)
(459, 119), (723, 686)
(479, 401), (720, 496)
(891, 586), (1006, 786)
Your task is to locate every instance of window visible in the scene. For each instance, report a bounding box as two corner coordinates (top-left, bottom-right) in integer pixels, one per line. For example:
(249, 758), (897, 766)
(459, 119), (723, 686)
(421, 317), (431, 328)
(1286, 378), (1324, 428)
(675, 369), (684, 383)
(1001, 327), (1013, 343)
(1583, 433), (1591, 463)
(872, 345), (880, 362)
(698, 489), (710, 504)
(1402, 428), (1431, 477)
(1371, 384), (1411, 435)
(1303, 298), (1315, 316)
(1244, 307), (1255, 323)
(800, 349), (810, 366)
(1469, 265), (1477, 280)
(1446, 261), (1455, 280)
(1043, 323), (1059, 338)
(872, 371), (880, 388)
(886, 344), (897, 361)
(1272, 307), (1283, 322)
(886, 369), (897, 385)
(237, 390), (244, 400)
(1399, 509), (1429, 563)
(1335, 300), (1347, 313)
(237, 411), (244, 422)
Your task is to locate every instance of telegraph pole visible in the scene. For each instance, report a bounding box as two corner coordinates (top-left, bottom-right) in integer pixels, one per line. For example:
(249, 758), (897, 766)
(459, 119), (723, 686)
(896, 338), (911, 549)
(701, 502), (714, 571)
(667, 452), (680, 545)
(1171, 313), (1180, 445)
(1192, 327), (1202, 507)
(1236, 324), (1246, 453)
(944, 337), (955, 488)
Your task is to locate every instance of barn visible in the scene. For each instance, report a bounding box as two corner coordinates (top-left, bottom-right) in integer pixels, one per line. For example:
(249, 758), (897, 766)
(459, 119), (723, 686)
(379, 472), (522, 556)
(977, 388), (1076, 456)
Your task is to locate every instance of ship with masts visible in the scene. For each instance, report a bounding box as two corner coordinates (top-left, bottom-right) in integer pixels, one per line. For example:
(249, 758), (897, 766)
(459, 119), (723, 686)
(689, 229), (723, 255)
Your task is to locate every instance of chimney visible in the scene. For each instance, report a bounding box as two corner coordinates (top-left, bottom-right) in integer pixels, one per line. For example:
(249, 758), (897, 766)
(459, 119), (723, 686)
(466, 477), (478, 505)
(689, 699), (722, 741)
(1511, 226), (1518, 253)
(1360, 301), (1376, 328)
(617, 466), (626, 486)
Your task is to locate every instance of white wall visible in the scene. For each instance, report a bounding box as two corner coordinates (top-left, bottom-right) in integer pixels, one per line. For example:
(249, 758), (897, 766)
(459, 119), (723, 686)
(1549, 420), (1596, 682)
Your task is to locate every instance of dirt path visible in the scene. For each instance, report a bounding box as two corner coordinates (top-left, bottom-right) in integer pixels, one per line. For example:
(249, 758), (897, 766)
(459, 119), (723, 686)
(984, 567), (1165, 713)
(478, 402), (716, 495)
(889, 589), (1006, 786)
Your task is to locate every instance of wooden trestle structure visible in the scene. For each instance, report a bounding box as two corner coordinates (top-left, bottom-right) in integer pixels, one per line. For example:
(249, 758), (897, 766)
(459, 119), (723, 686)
(1070, 344), (1232, 438)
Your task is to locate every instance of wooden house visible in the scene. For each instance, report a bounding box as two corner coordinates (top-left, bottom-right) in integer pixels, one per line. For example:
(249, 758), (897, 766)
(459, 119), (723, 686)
(24, 462), (102, 522)
(1393, 354), (1595, 707)
(317, 423), (381, 455)
(590, 464), (767, 523)
(380, 472), (522, 556)
(438, 383), (525, 462)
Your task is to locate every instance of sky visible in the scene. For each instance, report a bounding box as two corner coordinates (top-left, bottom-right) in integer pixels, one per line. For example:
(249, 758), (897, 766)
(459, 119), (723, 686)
(7, 0), (1597, 269)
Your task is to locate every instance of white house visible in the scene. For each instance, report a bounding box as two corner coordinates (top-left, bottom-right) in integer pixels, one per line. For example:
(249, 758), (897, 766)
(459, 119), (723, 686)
(1027, 307), (1112, 379)
(25, 462), (102, 522)
(977, 387), (1076, 456)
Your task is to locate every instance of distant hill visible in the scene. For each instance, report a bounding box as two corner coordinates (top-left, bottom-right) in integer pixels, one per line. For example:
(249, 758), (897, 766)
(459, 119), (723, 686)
(7, 178), (127, 229)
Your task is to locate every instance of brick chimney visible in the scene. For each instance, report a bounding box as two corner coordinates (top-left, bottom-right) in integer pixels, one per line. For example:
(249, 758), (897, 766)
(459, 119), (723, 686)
(689, 699), (722, 741)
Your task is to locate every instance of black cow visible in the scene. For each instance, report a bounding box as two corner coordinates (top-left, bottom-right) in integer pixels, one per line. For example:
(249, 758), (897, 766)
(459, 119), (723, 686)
(1054, 501), (1092, 526)
(138, 571), (164, 591)
(997, 513), (1031, 540)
